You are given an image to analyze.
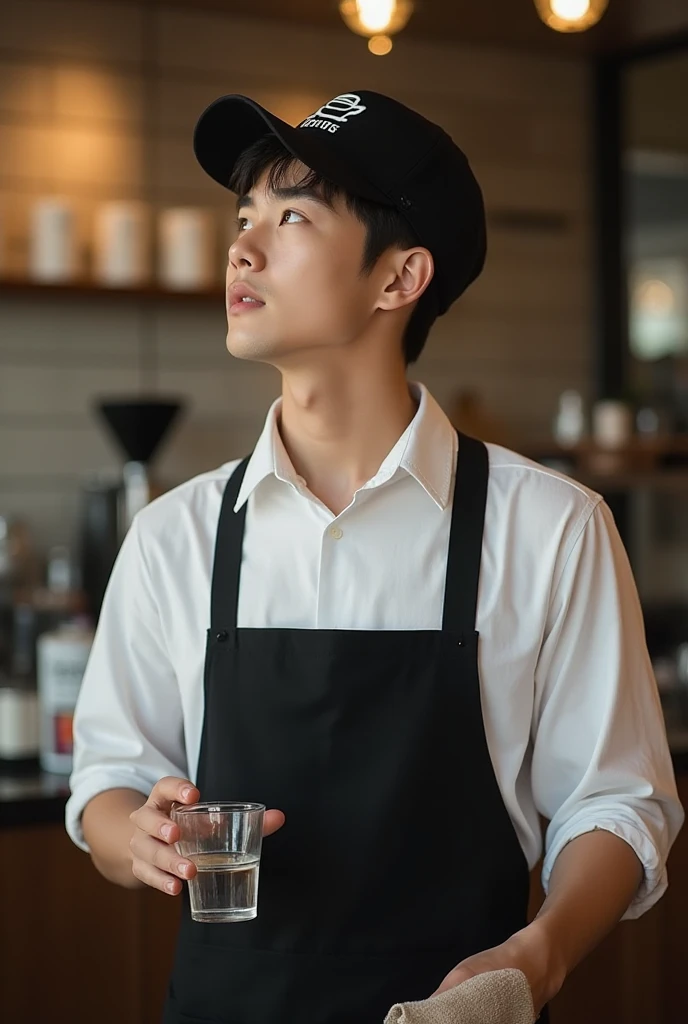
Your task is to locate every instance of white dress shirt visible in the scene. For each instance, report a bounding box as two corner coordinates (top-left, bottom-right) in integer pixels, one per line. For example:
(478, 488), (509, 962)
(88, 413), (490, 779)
(67, 383), (684, 919)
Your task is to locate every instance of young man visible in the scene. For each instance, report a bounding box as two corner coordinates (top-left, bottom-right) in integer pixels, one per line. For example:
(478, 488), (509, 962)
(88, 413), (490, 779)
(67, 91), (683, 1024)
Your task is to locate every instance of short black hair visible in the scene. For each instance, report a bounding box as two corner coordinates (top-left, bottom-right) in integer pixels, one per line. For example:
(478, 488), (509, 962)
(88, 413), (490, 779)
(228, 134), (438, 365)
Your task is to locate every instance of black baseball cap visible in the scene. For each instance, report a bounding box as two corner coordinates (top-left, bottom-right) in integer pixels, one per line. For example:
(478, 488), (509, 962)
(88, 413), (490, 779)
(193, 90), (487, 315)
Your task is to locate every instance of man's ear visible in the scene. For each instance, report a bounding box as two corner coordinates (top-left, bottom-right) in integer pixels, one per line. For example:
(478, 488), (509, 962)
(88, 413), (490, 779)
(376, 248), (435, 312)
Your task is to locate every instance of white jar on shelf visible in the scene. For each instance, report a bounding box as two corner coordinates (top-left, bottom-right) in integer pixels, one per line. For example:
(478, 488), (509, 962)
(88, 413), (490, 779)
(553, 390), (586, 448)
(158, 207), (214, 290)
(94, 201), (149, 286)
(30, 197), (77, 282)
(592, 400), (633, 450)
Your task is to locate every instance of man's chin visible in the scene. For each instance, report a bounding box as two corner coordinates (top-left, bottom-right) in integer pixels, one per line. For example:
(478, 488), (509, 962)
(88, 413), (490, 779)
(225, 332), (282, 364)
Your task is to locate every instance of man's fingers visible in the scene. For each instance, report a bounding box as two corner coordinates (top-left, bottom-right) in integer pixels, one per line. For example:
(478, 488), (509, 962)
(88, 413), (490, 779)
(131, 858), (184, 895)
(147, 776), (199, 812)
(431, 967), (475, 997)
(130, 832), (196, 892)
(263, 809), (286, 836)
(131, 802), (180, 843)
(130, 777), (199, 838)
(131, 852), (188, 895)
(134, 793), (283, 843)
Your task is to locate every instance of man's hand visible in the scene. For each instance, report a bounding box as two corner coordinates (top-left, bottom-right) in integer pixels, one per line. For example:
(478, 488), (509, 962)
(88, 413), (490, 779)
(431, 830), (646, 1014)
(430, 923), (565, 1015)
(129, 776), (286, 895)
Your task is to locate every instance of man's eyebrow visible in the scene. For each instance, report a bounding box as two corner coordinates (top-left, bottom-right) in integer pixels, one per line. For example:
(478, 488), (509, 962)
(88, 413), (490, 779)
(235, 186), (336, 213)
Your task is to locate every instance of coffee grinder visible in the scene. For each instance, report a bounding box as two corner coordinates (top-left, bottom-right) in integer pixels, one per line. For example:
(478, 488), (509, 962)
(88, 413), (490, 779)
(79, 398), (184, 620)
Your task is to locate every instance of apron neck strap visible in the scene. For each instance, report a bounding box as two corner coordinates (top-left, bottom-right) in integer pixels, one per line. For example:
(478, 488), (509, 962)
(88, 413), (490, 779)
(211, 456), (249, 631)
(442, 432), (489, 636)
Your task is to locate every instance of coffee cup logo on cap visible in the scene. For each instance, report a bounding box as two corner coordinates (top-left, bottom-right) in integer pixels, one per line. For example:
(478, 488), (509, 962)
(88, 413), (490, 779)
(193, 89), (487, 315)
(306, 93), (368, 126)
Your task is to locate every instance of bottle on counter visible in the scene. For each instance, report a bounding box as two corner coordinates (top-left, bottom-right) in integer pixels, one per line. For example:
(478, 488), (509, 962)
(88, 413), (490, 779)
(0, 600), (44, 773)
(0, 518), (41, 770)
(0, 681), (39, 769)
(0, 603), (40, 769)
(553, 390), (586, 448)
(0, 527), (93, 773)
(0, 614), (39, 770)
(30, 545), (90, 631)
(36, 617), (94, 774)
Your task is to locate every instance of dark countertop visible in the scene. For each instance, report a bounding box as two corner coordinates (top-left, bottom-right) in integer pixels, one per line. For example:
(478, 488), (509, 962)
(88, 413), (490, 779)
(0, 766), (71, 827)
(2, 730), (688, 828)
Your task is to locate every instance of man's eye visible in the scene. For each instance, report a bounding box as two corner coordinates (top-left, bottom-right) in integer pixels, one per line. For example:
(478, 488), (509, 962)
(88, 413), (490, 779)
(236, 211), (303, 231)
(281, 210), (304, 225)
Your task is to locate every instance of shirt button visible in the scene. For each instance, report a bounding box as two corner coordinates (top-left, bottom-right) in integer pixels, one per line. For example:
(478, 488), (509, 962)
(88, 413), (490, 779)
(329, 525), (343, 541)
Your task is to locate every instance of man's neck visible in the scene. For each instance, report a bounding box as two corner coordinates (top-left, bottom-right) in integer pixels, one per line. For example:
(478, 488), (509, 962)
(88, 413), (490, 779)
(277, 361), (418, 517)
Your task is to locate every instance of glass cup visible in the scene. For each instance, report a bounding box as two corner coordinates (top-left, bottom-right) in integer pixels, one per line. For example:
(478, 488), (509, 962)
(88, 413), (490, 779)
(170, 801), (265, 923)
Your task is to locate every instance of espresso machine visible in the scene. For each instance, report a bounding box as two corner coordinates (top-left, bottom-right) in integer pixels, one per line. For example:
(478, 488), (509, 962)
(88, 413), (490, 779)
(79, 398), (184, 620)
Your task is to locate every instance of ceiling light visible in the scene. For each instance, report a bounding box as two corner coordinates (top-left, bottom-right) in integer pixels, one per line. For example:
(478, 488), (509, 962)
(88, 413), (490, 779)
(533, 0), (609, 33)
(368, 35), (394, 56)
(339, 1), (414, 54)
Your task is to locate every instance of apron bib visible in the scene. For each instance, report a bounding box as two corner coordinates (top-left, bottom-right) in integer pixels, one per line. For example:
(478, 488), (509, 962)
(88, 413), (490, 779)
(164, 432), (543, 1024)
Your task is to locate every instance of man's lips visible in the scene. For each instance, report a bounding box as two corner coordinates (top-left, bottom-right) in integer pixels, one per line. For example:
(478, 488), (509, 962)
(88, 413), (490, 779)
(228, 298), (265, 314)
(227, 282), (266, 314)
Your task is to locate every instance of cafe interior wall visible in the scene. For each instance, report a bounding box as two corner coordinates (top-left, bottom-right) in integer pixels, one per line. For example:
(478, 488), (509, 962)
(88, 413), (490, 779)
(0, 0), (593, 553)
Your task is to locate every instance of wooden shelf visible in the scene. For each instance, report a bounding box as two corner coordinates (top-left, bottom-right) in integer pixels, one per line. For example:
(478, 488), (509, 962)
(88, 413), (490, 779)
(0, 276), (225, 303)
(524, 440), (688, 491)
(578, 470), (688, 492)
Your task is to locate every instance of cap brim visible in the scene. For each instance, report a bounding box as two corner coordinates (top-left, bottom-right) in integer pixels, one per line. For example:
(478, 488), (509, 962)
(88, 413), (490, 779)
(193, 94), (393, 206)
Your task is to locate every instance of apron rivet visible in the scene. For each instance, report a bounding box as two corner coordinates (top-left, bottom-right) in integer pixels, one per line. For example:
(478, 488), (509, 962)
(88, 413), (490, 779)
(216, 630), (229, 642)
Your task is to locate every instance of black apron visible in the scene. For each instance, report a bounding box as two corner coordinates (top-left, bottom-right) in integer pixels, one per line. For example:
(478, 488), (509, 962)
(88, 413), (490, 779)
(164, 432), (543, 1024)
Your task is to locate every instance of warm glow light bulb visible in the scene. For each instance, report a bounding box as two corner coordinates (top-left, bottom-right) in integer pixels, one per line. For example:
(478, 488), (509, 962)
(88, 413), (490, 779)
(368, 34), (393, 55)
(550, 0), (591, 20)
(357, 0), (396, 34)
(533, 0), (608, 32)
(339, 0), (414, 43)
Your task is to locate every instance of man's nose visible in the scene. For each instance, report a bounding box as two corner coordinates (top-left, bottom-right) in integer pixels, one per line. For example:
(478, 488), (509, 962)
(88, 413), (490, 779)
(228, 233), (265, 271)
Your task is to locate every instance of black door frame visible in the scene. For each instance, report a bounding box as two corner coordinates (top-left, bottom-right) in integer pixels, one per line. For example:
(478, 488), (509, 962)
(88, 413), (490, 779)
(593, 30), (688, 399)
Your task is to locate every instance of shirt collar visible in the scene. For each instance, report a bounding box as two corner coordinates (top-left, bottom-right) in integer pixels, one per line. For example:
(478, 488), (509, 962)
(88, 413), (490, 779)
(233, 382), (457, 512)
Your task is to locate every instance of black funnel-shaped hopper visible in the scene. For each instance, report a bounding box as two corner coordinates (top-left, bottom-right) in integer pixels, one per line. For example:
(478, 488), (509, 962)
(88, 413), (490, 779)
(96, 398), (184, 464)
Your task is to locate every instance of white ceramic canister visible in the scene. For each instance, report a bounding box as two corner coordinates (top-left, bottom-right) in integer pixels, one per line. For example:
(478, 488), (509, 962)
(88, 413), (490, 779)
(36, 621), (94, 774)
(592, 400), (633, 450)
(94, 201), (149, 286)
(0, 687), (39, 760)
(554, 390), (586, 448)
(30, 197), (77, 282)
(158, 207), (214, 290)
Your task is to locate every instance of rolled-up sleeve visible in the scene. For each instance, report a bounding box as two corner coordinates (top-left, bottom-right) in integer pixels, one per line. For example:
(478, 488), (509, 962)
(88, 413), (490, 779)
(66, 513), (187, 852)
(533, 499), (684, 919)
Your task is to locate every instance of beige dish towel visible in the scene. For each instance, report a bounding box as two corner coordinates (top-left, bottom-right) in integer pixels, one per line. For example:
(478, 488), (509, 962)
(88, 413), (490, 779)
(383, 969), (536, 1024)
